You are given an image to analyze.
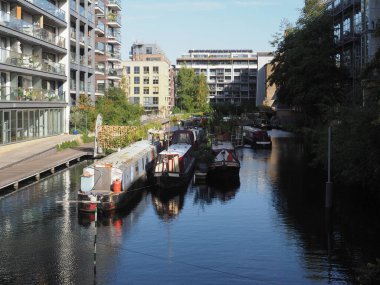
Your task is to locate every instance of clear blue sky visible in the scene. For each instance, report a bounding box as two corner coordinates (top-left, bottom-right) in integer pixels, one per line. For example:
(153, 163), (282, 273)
(121, 0), (305, 63)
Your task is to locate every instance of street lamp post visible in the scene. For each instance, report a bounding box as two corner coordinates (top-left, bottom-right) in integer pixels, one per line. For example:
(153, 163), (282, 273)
(325, 125), (333, 209)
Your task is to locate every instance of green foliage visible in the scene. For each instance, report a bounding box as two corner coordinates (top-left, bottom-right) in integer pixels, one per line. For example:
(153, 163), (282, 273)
(81, 133), (95, 143)
(95, 87), (144, 126)
(56, 140), (79, 151)
(269, 0), (348, 127)
(176, 67), (210, 113)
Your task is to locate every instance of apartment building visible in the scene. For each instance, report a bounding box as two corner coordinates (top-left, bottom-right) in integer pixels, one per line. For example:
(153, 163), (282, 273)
(256, 52), (274, 107)
(69, 0), (96, 104)
(94, 0), (121, 98)
(0, 0), (95, 145)
(327, 0), (380, 95)
(176, 50), (258, 105)
(122, 43), (174, 116)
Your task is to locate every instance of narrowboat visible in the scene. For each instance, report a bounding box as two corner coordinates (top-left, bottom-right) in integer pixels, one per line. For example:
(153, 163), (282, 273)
(154, 130), (196, 189)
(207, 140), (240, 182)
(243, 126), (272, 148)
(78, 140), (161, 213)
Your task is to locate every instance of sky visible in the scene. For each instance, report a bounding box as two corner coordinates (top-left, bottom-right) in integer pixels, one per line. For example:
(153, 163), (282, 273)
(121, 0), (305, 63)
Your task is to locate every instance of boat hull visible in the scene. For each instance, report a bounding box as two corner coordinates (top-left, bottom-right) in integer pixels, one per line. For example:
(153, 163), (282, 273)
(207, 163), (240, 182)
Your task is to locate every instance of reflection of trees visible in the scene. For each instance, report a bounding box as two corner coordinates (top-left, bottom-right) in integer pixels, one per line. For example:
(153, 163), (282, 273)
(269, 137), (380, 283)
(151, 190), (186, 222)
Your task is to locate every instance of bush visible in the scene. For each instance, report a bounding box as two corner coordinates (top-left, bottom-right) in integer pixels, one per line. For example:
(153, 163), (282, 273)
(56, 140), (79, 151)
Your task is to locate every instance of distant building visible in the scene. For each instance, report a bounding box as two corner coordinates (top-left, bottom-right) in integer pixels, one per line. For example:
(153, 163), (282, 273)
(176, 50), (259, 105)
(122, 43), (174, 116)
(256, 53), (274, 107)
(94, 0), (122, 98)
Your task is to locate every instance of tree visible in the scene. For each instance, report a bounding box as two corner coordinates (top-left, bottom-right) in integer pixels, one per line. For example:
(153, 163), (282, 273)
(176, 67), (210, 113)
(95, 87), (144, 126)
(269, 0), (348, 127)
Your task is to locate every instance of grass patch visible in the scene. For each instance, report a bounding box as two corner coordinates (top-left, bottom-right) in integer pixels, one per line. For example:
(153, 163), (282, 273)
(57, 140), (79, 151)
(81, 133), (95, 143)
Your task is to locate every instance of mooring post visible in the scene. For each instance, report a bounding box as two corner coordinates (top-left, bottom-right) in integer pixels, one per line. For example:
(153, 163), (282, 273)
(325, 126), (333, 209)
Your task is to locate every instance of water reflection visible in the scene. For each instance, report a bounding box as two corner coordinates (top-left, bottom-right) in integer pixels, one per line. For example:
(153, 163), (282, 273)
(151, 188), (186, 221)
(193, 183), (240, 206)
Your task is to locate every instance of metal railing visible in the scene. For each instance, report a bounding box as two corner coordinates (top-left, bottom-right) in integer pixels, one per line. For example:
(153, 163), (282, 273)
(0, 11), (65, 48)
(0, 86), (64, 102)
(0, 47), (66, 75)
(26, 0), (65, 21)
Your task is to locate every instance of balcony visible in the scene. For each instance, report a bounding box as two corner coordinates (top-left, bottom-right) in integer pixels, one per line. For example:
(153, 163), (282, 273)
(0, 11), (65, 48)
(96, 22), (105, 34)
(70, 0), (76, 11)
(0, 47), (66, 76)
(87, 11), (94, 23)
(107, 68), (121, 77)
(95, 0), (105, 13)
(107, 12), (121, 27)
(106, 51), (121, 61)
(0, 86), (65, 102)
(95, 64), (105, 73)
(79, 5), (85, 16)
(79, 81), (85, 92)
(107, 0), (121, 11)
(332, 0), (361, 16)
(106, 31), (121, 42)
(26, 0), (66, 21)
(70, 29), (76, 41)
(95, 42), (105, 54)
(79, 31), (85, 44)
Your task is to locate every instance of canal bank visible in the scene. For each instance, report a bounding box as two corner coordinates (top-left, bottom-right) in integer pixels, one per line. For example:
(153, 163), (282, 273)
(1, 131), (379, 284)
(0, 135), (93, 192)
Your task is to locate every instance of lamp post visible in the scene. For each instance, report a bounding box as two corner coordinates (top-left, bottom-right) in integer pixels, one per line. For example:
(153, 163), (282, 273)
(325, 125), (333, 209)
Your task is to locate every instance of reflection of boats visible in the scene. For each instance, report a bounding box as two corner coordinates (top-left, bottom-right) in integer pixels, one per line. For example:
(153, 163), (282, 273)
(154, 130), (196, 190)
(151, 189), (186, 221)
(243, 126), (272, 148)
(193, 184), (240, 205)
(78, 140), (161, 213)
(207, 140), (240, 183)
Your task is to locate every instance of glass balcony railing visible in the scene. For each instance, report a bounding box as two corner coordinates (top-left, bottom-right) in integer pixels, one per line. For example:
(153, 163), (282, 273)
(87, 11), (93, 22)
(97, 22), (105, 32)
(79, 81), (85, 91)
(70, 0), (76, 11)
(0, 11), (65, 48)
(107, 68), (121, 76)
(106, 31), (121, 42)
(0, 47), (66, 75)
(70, 29), (76, 40)
(96, 42), (105, 52)
(0, 86), (64, 102)
(108, 0), (121, 8)
(79, 31), (85, 43)
(96, 65), (105, 73)
(79, 5), (85, 16)
(107, 13), (121, 24)
(106, 51), (121, 60)
(26, 0), (65, 21)
(96, 0), (105, 11)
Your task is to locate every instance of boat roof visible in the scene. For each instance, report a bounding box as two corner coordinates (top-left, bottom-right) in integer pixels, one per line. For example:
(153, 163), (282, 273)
(159, 143), (191, 156)
(94, 140), (153, 167)
(243, 126), (263, 132)
(212, 141), (234, 151)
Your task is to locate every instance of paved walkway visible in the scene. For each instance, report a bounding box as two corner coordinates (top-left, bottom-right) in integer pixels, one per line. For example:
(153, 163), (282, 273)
(0, 134), (80, 170)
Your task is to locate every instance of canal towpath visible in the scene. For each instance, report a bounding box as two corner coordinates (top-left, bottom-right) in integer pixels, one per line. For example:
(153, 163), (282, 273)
(0, 135), (93, 191)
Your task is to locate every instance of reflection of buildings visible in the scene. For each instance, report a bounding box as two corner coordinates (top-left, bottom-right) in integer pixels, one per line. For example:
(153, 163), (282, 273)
(151, 190), (185, 221)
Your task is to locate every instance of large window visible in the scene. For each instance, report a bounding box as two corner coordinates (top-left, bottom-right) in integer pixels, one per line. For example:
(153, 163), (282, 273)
(134, 66), (140, 74)
(134, 87), (140, 95)
(153, 66), (159, 74)
(0, 108), (64, 145)
(153, 76), (159, 84)
(134, 76), (140, 84)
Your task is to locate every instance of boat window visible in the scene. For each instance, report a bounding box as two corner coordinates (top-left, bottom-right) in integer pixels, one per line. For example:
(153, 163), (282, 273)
(142, 158), (145, 170)
(135, 162), (139, 174)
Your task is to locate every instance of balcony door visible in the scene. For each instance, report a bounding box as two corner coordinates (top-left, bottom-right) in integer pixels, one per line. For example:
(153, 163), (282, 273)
(2, 110), (11, 144)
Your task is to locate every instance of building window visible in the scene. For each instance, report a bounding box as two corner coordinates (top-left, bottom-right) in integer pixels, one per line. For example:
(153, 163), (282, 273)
(143, 66), (149, 74)
(143, 87), (149, 94)
(343, 17), (350, 34)
(153, 97), (158, 105)
(143, 77), (149, 84)
(134, 66), (140, 74)
(146, 47), (152, 54)
(134, 87), (140, 95)
(126, 67), (131, 74)
(130, 97), (140, 104)
(153, 66), (159, 74)
(143, 97), (149, 105)
(134, 77), (140, 84)
(153, 87), (159, 94)
(153, 76), (159, 84)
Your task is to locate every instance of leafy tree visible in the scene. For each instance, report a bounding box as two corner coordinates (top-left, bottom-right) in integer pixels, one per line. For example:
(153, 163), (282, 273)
(176, 67), (210, 113)
(95, 87), (144, 126)
(269, 0), (348, 127)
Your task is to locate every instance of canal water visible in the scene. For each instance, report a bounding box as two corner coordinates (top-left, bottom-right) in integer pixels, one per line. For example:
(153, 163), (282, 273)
(1, 130), (379, 284)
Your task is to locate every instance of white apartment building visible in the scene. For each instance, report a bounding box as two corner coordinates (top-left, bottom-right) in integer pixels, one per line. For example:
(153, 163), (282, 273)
(0, 0), (95, 145)
(176, 50), (258, 105)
